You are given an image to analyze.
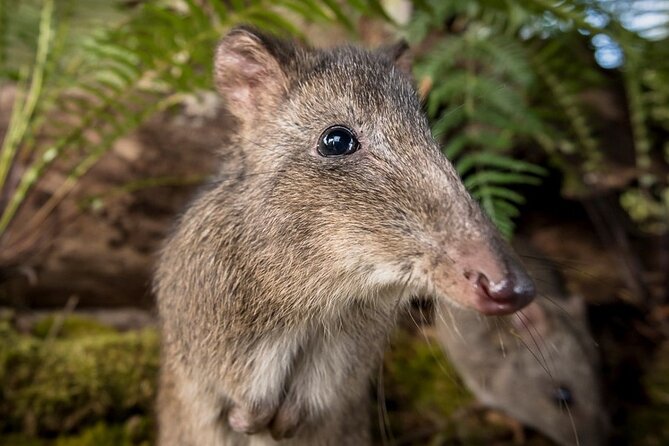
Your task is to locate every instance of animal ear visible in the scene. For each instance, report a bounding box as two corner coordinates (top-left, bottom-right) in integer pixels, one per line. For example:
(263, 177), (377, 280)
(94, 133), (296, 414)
(379, 40), (413, 76)
(214, 26), (292, 126)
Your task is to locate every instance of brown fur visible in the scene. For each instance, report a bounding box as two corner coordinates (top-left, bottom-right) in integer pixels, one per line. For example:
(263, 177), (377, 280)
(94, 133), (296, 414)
(155, 27), (533, 445)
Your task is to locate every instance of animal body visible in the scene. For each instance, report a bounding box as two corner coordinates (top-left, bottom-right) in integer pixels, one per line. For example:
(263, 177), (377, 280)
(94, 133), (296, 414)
(435, 242), (608, 446)
(155, 26), (535, 445)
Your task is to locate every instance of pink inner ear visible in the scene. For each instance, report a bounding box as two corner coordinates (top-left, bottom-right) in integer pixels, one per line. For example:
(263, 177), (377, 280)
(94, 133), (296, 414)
(228, 86), (252, 108)
(215, 42), (284, 117)
(221, 52), (263, 106)
(220, 50), (264, 82)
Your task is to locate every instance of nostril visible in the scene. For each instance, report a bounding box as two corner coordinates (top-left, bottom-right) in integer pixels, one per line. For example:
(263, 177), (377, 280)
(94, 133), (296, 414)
(462, 252), (536, 315)
(477, 274), (514, 302)
(475, 272), (535, 304)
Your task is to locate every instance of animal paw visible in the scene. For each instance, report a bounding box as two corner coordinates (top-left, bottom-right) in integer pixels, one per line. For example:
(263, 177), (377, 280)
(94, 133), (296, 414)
(269, 400), (302, 440)
(227, 404), (275, 435)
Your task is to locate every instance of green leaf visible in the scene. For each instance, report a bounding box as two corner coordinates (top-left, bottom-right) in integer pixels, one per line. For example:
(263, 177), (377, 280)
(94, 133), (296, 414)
(464, 171), (542, 189)
(321, 0), (356, 31)
(457, 152), (547, 176)
(432, 106), (466, 137)
(442, 133), (469, 159)
(471, 186), (526, 204)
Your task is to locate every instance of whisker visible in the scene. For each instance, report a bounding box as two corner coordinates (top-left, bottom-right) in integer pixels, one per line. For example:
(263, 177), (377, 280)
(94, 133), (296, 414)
(377, 364), (393, 446)
(510, 318), (553, 380)
(493, 317), (507, 358)
(410, 305), (464, 390)
(515, 306), (581, 444)
(376, 269), (416, 446)
(519, 254), (608, 284)
(437, 304), (466, 342)
(539, 293), (572, 316)
(520, 309), (559, 373)
(562, 396), (581, 446)
(518, 253), (592, 267)
(516, 310), (553, 375)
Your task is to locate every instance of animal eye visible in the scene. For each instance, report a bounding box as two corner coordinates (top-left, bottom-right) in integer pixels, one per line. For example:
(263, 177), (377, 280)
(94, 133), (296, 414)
(317, 126), (359, 157)
(551, 385), (574, 407)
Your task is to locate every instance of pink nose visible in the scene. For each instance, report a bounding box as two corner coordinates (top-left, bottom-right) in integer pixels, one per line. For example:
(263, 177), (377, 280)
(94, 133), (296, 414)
(470, 271), (535, 315)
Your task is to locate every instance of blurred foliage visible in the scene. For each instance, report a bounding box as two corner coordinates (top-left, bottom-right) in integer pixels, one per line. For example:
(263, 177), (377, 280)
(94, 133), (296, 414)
(1, 0), (668, 249)
(53, 419), (152, 446)
(0, 0), (390, 261)
(410, 11), (549, 236)
(383, 327), (472, 419)
(627, 340), (669, 446)
(3, 420), (152, 446)
(1, 0), (667, 253)
(407, 0), (669, 236)
(30, 313), (117, 339)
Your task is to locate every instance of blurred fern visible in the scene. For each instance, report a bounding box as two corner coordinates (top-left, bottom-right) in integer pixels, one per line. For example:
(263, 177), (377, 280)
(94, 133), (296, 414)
(0, 0), (390, 257)
(617, 28), (669, 233)
(408, 0), (669, 236)
(410, 2), (549, 237)
(2, 0), (669, 257)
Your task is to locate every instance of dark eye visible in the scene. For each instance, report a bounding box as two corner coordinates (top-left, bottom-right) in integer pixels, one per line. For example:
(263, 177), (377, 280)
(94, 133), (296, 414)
(551, 385), (574, 407)
(317, 126), (359, 157)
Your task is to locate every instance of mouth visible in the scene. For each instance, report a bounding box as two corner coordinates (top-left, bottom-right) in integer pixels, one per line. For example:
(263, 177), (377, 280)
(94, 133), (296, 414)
(471, 291), (533, 315)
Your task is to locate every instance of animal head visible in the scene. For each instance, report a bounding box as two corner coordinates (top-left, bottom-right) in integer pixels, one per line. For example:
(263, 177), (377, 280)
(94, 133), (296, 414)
(437, 289), (608, 446)
(496, 297), (608, 446)
(213, 26), (534, 315)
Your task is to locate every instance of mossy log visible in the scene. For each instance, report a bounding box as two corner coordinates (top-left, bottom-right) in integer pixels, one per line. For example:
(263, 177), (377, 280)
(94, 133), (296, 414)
(3, 313), (667, 445)
(626, 340), (669, 446)
(0, 316), (158, 438)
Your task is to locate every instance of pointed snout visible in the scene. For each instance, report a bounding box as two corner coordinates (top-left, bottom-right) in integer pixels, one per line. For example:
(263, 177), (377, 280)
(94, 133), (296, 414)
(466, 267), (535, 315)
(431, 235), (536, 316)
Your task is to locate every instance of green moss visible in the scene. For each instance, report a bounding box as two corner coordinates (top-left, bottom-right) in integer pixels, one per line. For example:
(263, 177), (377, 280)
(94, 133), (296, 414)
(0, 318), (159, 436)
(381, 327), (538, 445)
(384, 327), (473, 418)
(380, 327), (477, 444)
(31, 315), (116, 339)
(0, 418), (152, 446)
(54, 423), (131, 446)
(54, 418), (152, 446)
(645, 341), (669, 406)
(627, 341), (669, 446)
(0, 432), (46, 446)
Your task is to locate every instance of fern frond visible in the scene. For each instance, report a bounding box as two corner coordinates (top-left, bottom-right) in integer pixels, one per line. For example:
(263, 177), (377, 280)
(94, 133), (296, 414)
(462, 155), (545, 238)
(414, 17), (548, 236)
(624, 57), (653, 176)
(0, 0), (54, 212)
(456, 152), (547, 177)
(530, 42), (602, 174)
(0, 0), (392, 241)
